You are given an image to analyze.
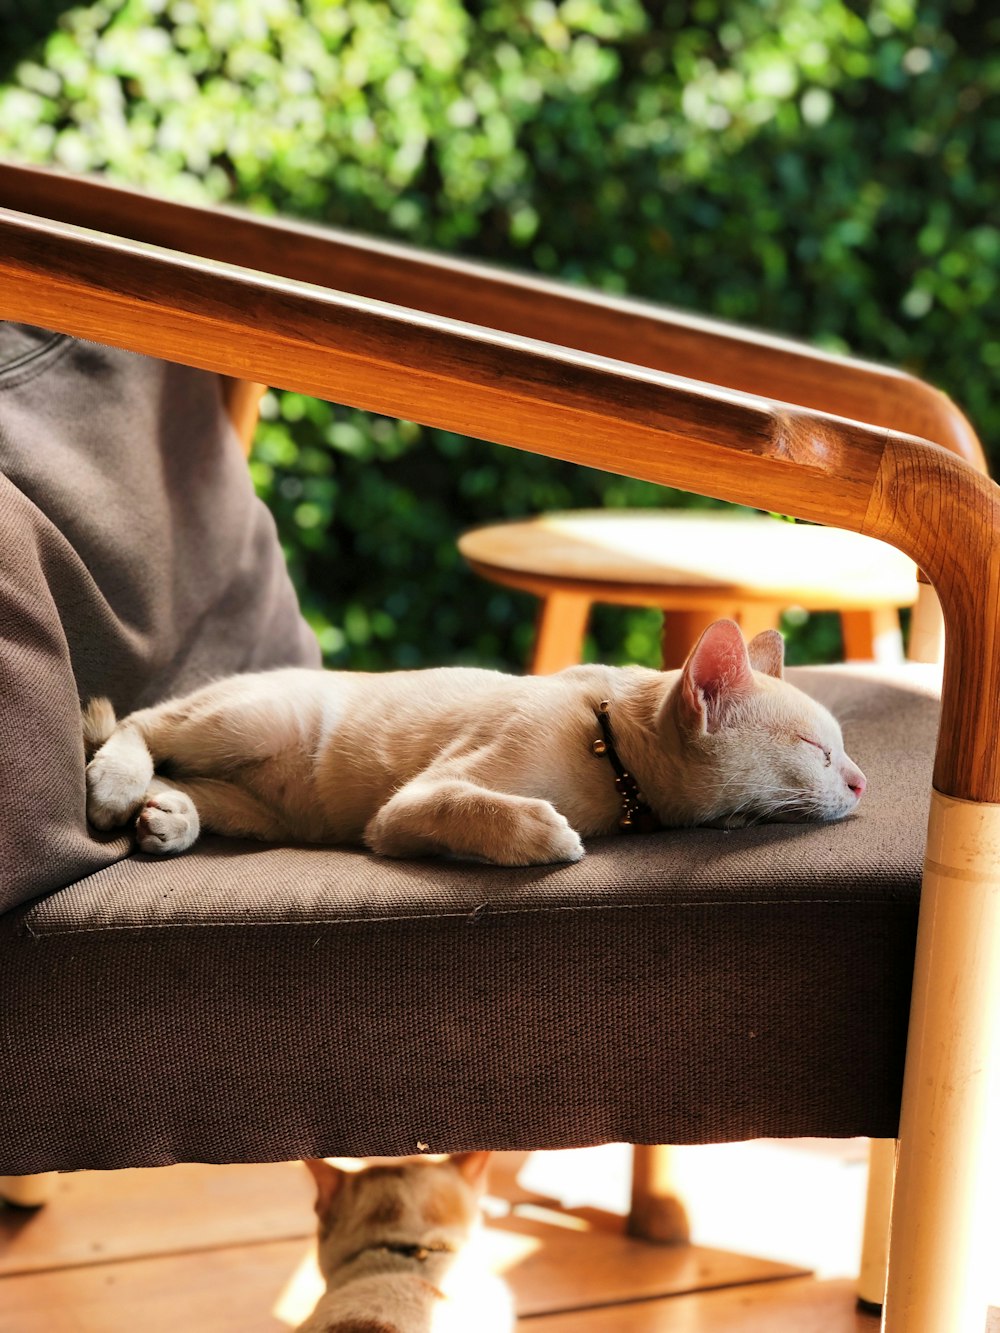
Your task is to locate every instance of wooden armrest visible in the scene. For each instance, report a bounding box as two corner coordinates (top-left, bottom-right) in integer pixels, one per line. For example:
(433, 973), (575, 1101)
(0, 195), (998, 805)
(0, 163), (984, 474)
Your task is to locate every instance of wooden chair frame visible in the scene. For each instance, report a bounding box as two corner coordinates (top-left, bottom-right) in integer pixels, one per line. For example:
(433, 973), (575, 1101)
(2, 164), (998, 1332)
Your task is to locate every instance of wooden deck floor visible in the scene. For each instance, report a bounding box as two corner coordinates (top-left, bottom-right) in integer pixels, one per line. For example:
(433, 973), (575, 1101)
(0, 1149), (880, 1331)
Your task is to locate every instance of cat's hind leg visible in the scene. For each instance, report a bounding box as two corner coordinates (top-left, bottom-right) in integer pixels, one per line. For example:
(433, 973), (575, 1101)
(366, 777), (585, 866)
(84, 702), (155, 831)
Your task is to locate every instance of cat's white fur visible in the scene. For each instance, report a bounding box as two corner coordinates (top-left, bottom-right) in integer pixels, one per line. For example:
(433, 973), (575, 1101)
(83, 620), (866, 865)
(296, 1153), (513, 1333)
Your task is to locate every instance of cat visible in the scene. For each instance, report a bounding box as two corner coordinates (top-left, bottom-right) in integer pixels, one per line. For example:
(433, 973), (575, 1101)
(295, 1153), (513, 1333)
(82, 619), (866, 866)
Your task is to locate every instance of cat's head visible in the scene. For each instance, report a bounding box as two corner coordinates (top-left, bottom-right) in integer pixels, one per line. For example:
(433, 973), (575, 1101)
(663, 619), (866, 827)
(304, 1151), (491, 1282)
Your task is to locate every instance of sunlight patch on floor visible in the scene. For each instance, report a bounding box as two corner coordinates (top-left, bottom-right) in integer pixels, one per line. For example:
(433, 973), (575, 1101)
(517, 1139), (869, 1279)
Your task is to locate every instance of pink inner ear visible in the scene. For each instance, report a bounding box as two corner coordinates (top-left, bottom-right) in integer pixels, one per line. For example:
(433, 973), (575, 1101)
(681, 620), (754, 730)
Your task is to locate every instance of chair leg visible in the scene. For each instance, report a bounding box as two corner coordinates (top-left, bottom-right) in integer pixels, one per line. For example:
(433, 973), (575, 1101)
(883, 792), (1000, 1331)
(734, 605), (782, 643)
(0, 1172), (58, 1207)
(660, 609), (729, 669)
(857, 1138), (896, 1314)
(906, 582), (945, 665)
(627, 1144), (691, 1244)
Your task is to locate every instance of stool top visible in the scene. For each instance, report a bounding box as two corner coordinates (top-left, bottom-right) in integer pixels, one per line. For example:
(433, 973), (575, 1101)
(458, 509), (918, 609)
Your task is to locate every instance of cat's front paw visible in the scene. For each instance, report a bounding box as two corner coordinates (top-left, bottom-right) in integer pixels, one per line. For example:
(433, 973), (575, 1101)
(135, 791), (200, 855)
(86, 752), (153, 830)
(502, 804), (585, 867)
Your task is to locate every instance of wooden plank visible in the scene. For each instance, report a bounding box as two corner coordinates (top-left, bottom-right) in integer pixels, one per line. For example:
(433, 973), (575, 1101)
(0, 1159), (802, 1305)
(0, 1238), (303, 1333)
(524, 1277), (879, 1330)
(491, 1208), (805, 1317)
(0, 1163), (314, 1276)
(0, 1154), (566, 1277)
(0, 1206), (806, 1330)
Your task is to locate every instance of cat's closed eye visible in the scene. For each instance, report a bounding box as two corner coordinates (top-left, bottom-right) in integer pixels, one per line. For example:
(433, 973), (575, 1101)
(798, 735), (832, 765)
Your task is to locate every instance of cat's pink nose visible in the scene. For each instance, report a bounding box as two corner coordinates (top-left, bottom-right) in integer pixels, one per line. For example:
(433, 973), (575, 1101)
(844, 764), (866, 799)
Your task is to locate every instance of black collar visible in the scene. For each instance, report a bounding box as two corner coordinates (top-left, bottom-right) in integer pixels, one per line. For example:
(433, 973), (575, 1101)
(342, 1240), (454, 1268)
(592, 700), (661, 833)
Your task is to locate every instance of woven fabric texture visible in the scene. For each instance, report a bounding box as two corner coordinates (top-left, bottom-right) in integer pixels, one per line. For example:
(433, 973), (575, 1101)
(0, 664), (938, 1171)
(0, 323), (320, 912)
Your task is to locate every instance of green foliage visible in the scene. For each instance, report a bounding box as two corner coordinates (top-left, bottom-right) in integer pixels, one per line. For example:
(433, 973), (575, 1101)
(3, 0), (997, 669)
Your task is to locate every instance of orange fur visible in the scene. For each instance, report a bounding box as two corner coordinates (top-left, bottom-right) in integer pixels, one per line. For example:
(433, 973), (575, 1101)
(295, 1155), (512, 1333)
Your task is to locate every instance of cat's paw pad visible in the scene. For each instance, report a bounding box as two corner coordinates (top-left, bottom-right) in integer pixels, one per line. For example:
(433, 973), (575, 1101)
(86, 754), (152, 830)
(506, 805), (585, 866)
(135, 792), (199, 855)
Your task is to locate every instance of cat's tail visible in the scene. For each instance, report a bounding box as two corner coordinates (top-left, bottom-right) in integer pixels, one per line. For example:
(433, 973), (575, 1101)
(82, 697), (117, 759)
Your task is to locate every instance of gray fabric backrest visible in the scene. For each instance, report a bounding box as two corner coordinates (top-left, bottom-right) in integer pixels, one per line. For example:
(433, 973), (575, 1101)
(0, 323), (320, 911)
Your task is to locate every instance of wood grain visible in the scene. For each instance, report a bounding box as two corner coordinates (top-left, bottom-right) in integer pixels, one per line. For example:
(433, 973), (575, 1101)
(0, 1206), (804, 1330)
(0, 208), (887, 533)
(0, 1163), (314, 1277)
(527, 1276), (880, 1331)
(862, 436), (1000, 800)
(0, 163), (983, 471)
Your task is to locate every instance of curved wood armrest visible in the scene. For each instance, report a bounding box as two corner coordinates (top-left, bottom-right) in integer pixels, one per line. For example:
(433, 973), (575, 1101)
(0, 163), (984, 474)
(0, 202), (998, 804)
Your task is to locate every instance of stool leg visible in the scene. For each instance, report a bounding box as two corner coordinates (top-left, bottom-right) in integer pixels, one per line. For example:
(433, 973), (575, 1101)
(841, 608), (904, 663)
(735, 606), (782, 642)
(857, 1138), (896, 1314)
(530, 593), (591, 675)
(660, 610), (729, 669)
(627, 1144), (691, 1244)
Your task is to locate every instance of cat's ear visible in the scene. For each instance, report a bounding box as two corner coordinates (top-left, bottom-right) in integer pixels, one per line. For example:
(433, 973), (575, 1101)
(747, 629), (785, 679)
(451, 1150), (491, 1188)
(678, 619), (755, 734)
(303, 1157), (346, 1219)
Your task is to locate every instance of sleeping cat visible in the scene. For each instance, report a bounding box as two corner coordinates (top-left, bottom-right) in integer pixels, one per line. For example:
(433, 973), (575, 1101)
(83, 619), (866, 866)
(296, 1153), (513, 1333)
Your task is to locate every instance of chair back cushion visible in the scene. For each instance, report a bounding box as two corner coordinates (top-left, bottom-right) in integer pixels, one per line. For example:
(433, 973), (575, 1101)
(0, 323), (320, 912)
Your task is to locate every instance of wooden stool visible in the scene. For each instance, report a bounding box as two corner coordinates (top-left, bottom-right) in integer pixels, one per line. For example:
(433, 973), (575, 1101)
(459, 509), (919, 671)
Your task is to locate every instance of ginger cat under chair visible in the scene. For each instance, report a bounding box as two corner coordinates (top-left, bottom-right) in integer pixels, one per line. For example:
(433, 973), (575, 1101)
(83, 619), (866, 866)
(296, 1153), (513, 1333)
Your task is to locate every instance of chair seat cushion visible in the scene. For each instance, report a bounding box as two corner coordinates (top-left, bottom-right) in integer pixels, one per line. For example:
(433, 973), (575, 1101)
(0, 664), (939, 1172)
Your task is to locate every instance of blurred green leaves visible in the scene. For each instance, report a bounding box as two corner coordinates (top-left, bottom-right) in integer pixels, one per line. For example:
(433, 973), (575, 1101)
(2, 0), (998, 668)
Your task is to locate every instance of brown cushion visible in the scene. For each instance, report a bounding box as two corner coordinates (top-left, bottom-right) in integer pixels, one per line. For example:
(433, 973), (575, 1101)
(0, 664), (938, 1171)
(0, 324), (320, 913)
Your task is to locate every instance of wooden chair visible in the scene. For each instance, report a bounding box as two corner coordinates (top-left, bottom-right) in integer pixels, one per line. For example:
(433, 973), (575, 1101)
(1, 164), (997, 1333)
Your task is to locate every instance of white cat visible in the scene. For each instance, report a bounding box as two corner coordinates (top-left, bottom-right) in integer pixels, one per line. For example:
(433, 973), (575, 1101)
(83, 619), (866, 866)
(296, 1153), (513, 1333)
